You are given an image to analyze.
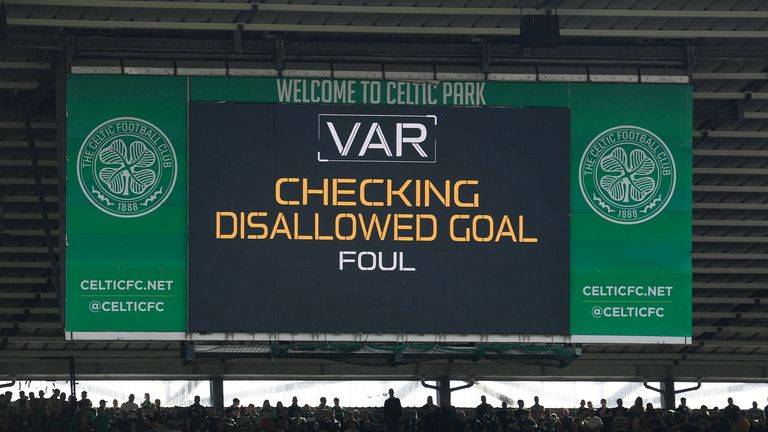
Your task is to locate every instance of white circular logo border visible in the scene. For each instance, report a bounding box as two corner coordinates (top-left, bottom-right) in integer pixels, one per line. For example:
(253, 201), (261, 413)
(76, 116), (178, 219)
(578, 125), (677, 225)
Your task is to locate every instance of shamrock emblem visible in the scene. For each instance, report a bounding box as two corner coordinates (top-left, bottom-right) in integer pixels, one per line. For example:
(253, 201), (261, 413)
(97, 139), (157, 197)
(598, 147), (656, 203)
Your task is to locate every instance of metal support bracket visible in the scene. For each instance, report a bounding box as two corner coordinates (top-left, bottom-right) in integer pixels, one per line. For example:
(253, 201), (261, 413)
(421, 379), (475, 407)
(181, 341), (195, 365)
(420, 379), (475, 392)
(685, 44), (696, 78)
(24, 111), (60, 298)
(672, 381), (702, 394)
(482, 41), (492, 74)
(234, 22), (244, 52)
(420, 380), (438, 390)
(275, 36), (285, 72)
(643, 379), (702, 395)
(68, 357), (76, 398)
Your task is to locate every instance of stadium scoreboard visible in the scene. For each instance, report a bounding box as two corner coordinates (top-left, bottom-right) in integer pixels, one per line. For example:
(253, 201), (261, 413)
(65, 75), (692, 343)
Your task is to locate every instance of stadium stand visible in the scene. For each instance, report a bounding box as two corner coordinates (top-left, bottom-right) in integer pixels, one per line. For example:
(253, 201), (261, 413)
(2, 388), (768, 432)
(0, 0), (768, 417)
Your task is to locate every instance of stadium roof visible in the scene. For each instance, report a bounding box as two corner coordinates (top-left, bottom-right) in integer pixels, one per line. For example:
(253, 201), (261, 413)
(1, 0), (768, 382)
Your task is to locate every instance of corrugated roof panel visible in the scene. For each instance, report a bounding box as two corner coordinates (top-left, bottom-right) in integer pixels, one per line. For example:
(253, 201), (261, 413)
(250, 10), (280, 24)
(323, 13), (355, 26)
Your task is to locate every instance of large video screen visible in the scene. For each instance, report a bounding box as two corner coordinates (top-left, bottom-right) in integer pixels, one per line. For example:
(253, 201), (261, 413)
(65, 75), (692, 343)
(188, 104), (569, 334)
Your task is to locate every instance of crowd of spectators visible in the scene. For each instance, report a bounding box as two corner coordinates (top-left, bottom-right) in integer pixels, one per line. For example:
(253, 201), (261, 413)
(1, 387), (767, 432)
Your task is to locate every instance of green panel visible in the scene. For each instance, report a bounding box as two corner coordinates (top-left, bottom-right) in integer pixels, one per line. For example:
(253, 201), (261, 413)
(569, 84), (693, 337)
(65, 75), (188, 332)
(191, 77), (571, 107)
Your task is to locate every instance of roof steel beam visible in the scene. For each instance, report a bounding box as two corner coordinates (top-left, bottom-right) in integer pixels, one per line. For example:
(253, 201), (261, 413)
(693, 185), (768, 193)
(693, 72), (768, 80)
(6, 0), (251, 10)
(1, 213), (60, 220)
(4, 358), (768, 381)
(8, 1), (768, 19)
(8, 34), (681, 58)
(695, 326), (768, 333)
(0, 262), (54, 269)
(5, 230), (59, 237)
(0, 350), (178, 358)
(2, 195), (58, 203)
(7, 18), (236, 31)
(12, 18), (521, 35)
(0, 336), (66, 343)
(0, 277), (48, 284)
(693, 253), (768, 260)
(0, 178), (57, 185)
(695, 339), (768, 347)
(693, 203), (768, 210)
(0, 140), (57, 149)
(694, 268), (768, 275)
(694, 92), (768, 100)
(559, 29), (768, 38)
(0, 323), (62, 329)
(693, 236), (768, 243)
(0, 160), (57, 166)
(693, 147), (768, 155)
(256, 5), (768, 19)
(693, 297), (763, 304)
(8, 18), (768, 38)
(8, 18), (519, 35)
(579, 353), (768, 361)
(743, 112), (768, 120)
(0, 121), (57, 129)
(693, 203), (768, 211)
(0, 247), (53, 254)
(693, 220), (768, 227)
(694, 168), (768, 175)
(694, 312), (768, 319)
(0, 292), (57, 299)
(0, 307), (60, 313)
(693, 282), (768, 289)
(0, 61), (51, 70)
(0, 82), (39, 90)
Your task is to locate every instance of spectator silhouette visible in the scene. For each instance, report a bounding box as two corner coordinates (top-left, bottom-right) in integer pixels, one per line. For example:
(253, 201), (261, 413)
(384, 389), (402, 432)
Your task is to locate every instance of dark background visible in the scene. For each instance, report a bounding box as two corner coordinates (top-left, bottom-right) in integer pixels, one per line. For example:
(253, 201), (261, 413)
(189, 104), (569, 334)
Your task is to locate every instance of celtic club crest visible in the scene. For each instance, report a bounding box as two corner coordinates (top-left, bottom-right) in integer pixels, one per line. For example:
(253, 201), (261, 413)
(579, 126), (676, 224)
(77, 117), (177, 218)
